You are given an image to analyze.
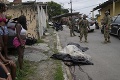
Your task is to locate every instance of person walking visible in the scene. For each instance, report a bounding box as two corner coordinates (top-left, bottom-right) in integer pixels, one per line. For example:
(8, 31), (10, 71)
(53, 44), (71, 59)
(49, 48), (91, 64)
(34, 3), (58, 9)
(103, 11), (111, 43)
(79, 14), (90, 43)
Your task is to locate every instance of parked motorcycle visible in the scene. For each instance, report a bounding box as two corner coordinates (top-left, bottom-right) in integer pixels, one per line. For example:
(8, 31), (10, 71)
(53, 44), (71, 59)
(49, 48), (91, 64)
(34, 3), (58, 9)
(53, 22), (63, 31)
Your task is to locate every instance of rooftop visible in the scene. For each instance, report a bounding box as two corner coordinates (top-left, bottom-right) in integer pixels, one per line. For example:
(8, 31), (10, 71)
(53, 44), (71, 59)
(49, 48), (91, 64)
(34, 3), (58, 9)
(52, 12), (80, 19)
(93, 0), (118, 11)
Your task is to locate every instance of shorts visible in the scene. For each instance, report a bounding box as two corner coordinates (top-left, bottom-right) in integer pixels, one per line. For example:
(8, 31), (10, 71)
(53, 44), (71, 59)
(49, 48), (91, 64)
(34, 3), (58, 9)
(0, 26), (9, 35)
(0, 66), (7, 78)
(13, 37), (26, 48)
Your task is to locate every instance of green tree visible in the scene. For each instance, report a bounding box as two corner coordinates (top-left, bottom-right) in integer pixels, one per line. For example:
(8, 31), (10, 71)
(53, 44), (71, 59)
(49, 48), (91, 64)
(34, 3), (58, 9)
(47, 1), (69, 19)
(62, 9), (69, 13)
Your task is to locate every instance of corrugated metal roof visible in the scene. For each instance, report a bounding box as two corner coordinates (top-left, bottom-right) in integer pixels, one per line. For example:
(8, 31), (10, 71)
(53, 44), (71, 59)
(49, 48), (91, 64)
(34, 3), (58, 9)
(52, 12), (79, 19)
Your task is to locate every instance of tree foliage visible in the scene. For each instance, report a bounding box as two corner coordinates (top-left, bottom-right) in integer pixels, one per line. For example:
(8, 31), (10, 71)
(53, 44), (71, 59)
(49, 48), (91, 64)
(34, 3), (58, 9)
(62, 9), (69, 13)
(47, 1), (69, 19)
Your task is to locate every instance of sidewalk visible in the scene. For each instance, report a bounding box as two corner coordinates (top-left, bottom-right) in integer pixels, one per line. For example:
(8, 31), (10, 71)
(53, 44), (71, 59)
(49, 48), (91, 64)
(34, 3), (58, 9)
(11, 28), (72, 80)
(56, 31), (73, 80)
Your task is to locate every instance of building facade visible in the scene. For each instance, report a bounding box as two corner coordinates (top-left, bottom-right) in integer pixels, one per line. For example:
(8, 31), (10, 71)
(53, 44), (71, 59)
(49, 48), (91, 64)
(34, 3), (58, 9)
(93, 0), (120, 26)
(0, 0), (9, 3)
(6, 2), (48, 39)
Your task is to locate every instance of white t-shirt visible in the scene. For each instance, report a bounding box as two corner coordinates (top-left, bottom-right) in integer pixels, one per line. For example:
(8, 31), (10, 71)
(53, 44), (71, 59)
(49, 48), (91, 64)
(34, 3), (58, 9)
(7, 19), (16, 36)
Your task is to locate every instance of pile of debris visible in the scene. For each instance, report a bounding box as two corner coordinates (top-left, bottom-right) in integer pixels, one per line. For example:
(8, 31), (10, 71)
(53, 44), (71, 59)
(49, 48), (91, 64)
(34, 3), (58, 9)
(51, 43), (93, 66)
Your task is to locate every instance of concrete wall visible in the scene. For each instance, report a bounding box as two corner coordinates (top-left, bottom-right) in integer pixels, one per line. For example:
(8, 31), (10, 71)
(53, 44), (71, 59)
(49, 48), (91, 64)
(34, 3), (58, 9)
(6, 5), (38, 39)
(0, 0), (9, 3)
(115, 1), (120, 16)
(100, 4), (112, 19)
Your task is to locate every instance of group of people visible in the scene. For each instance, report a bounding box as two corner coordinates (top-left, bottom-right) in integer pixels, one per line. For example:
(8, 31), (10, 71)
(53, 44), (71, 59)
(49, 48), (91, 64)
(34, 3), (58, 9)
(0, 2), (27, 80)
(67, 11), (111, 44)
(67, 14), (90, 43)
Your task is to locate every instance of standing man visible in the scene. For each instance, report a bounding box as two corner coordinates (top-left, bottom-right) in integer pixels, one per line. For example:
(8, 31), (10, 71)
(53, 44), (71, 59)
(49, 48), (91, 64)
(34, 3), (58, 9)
(79, 14), (90, 43)
(68, 16), (76, 37)
(78, 14), (82, 37)
(103, 11), (111, 43)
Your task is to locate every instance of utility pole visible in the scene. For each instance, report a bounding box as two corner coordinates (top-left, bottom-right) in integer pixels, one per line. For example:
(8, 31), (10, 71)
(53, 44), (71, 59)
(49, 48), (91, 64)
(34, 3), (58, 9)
(113, 0), (115, 16)
(70, 0), (72, 13)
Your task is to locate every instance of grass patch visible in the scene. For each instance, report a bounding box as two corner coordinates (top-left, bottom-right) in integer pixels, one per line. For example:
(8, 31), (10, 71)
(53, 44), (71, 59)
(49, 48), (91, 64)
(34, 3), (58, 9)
(54, 61), (64, 80)
(37, 38), (45, 43)
(16, 60), (36, 80)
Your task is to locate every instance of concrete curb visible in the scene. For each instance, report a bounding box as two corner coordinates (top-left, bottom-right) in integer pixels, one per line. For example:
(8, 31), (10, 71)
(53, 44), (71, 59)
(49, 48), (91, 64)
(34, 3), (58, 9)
(55, 31), (73, 80)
